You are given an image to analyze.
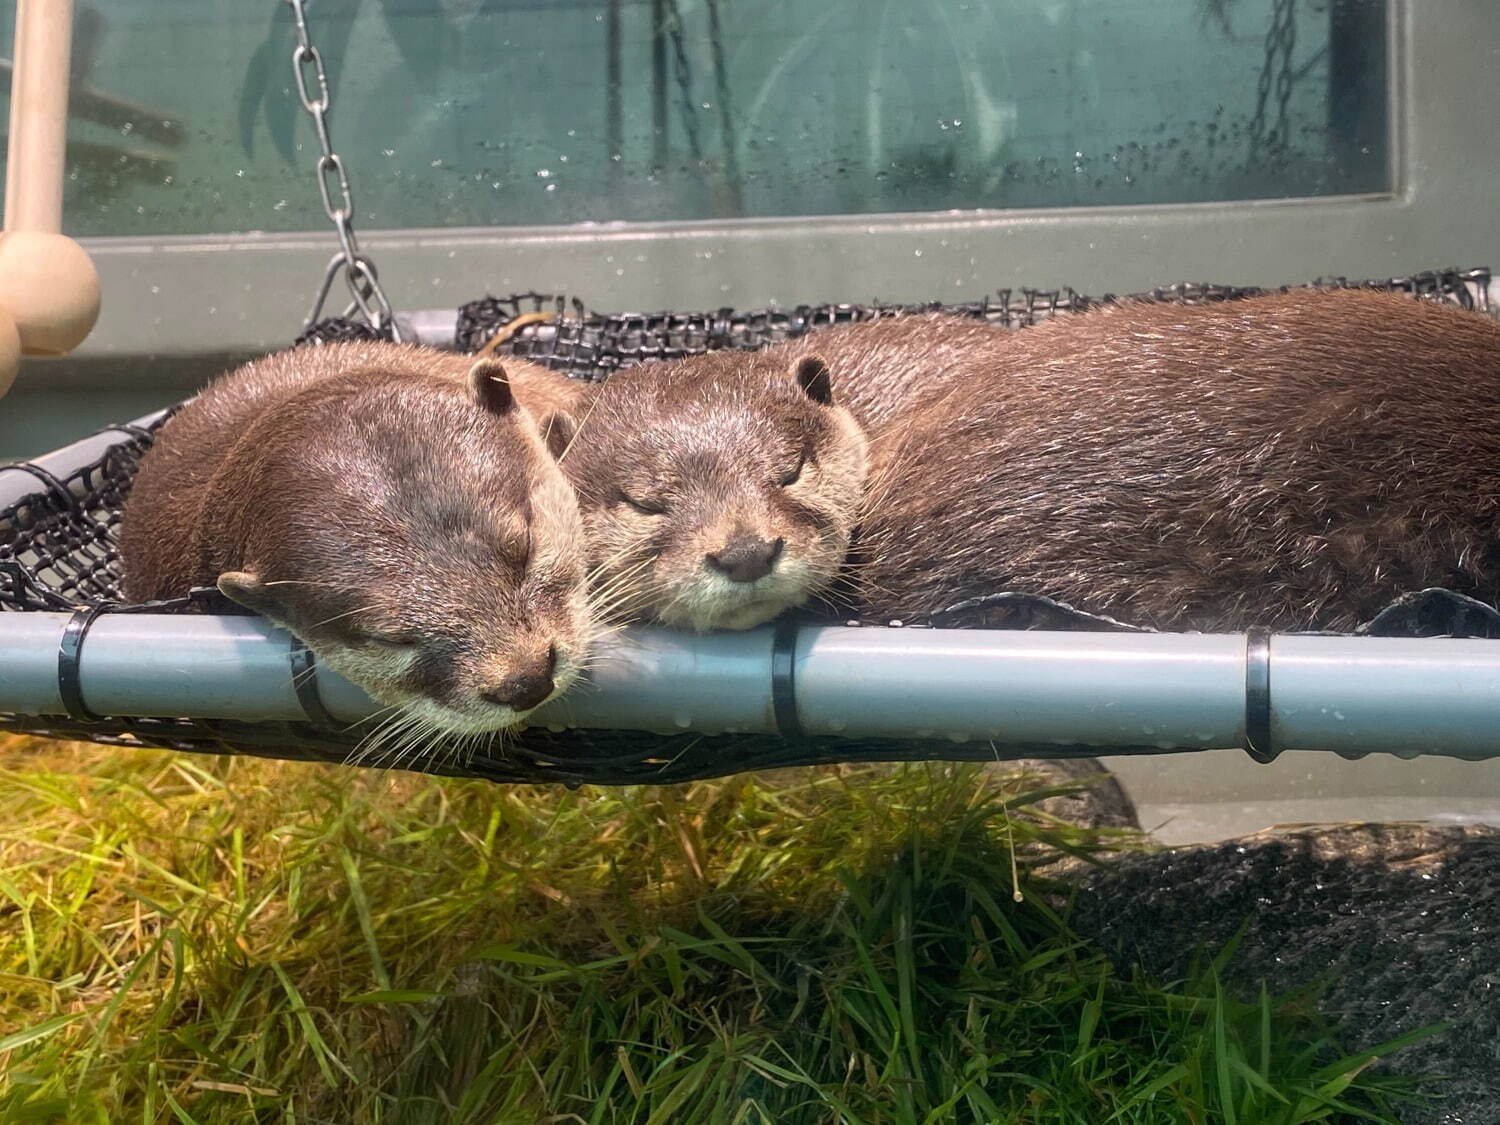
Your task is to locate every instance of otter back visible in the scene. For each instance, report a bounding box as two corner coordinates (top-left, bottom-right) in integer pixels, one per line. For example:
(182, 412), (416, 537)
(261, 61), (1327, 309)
(850, 288), (1500, 631)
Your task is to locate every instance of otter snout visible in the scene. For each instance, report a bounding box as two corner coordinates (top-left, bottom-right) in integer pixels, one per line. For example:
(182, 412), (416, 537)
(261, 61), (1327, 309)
(705, 535), (785, 583)
(481, 646), (559, 713)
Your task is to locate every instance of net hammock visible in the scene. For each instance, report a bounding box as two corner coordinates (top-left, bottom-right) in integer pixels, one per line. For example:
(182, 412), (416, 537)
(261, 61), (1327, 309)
(1, 266), (1496, 784)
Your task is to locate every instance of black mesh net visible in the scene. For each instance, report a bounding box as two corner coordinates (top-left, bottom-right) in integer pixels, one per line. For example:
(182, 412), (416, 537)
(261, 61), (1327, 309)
(2, 267), (1496, 783)
(449, 269), (1489, 382)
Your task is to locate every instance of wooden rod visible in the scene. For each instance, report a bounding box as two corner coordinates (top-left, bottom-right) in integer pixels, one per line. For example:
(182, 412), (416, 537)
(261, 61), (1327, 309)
(5, 0), (74, 232)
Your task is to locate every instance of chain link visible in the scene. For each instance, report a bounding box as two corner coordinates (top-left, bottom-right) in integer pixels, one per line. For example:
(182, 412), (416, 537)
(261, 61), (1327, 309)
(283, 0), (400, 340)
(1247, 0), (1298, 166)
(663, 0), (704, 160)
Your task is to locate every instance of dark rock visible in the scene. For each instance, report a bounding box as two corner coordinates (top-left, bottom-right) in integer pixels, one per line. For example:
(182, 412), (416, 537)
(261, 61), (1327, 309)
(1072, 823), (1500, 1124)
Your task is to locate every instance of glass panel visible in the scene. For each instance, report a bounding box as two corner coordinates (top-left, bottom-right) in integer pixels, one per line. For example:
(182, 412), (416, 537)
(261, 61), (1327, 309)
(1, 0), (1389, 238)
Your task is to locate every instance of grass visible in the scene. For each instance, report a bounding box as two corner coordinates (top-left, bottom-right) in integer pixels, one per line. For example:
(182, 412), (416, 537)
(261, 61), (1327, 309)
(0, 735), (1432, 1123)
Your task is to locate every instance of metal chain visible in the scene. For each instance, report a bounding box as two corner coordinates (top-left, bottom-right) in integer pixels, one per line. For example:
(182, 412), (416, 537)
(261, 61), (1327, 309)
(283, 0), (400, 340)
(1247, 0), (1297, 164)
(664, 0), (704, 160)
(1270, 0), (1297, 151)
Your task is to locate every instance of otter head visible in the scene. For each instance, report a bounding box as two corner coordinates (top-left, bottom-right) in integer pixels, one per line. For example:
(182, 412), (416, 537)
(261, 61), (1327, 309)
(553, 351), (868, 631)
(215, 358), (593, 736)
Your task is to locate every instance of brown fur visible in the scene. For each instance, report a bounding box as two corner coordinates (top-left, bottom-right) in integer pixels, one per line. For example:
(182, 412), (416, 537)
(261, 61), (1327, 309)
(854, 289), (1500, 630)
(768, 313), (1012, 436)
(560, 289), (1500, 634)
(557, 349), (867, 630)
(120, 341), (594, 734)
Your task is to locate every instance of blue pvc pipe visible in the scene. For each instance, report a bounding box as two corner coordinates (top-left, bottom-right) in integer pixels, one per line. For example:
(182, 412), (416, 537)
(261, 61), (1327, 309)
(2, 613), (1499, 760)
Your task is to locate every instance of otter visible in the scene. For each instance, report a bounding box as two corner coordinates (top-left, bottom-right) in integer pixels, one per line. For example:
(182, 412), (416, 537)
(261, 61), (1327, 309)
(551, 350), (867, 631)
(120, 341), (595, 735)
(853, 289), (1500, 630)
(561, 289), (1500, 632)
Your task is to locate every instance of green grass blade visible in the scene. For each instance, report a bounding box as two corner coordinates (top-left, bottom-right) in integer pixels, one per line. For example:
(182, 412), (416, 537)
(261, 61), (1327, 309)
(0, 1011), (83, 1053)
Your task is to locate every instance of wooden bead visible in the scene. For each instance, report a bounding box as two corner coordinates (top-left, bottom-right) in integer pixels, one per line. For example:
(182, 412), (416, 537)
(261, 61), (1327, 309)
(0, 305), (20, 397)
(0, 230), (101, 357)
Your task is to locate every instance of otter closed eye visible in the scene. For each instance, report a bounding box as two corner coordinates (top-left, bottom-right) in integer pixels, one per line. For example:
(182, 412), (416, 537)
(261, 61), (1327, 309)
(621, 493), (666, 515)
(355, 631), (419, 650)
(779, 449), (807, 487)
(507, 526), (534, 567)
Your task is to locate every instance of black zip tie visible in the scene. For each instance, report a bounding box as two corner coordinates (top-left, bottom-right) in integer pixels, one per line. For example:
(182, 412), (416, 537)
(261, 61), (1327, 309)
(771, 618), (803, 741)
(1243, 626), (1277, 763)
(289, 638), (339, 727)
(57, 604), (106, 721)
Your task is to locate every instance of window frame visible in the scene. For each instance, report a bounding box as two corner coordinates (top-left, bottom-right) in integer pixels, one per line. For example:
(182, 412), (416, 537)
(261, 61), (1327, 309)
(53, 2), (1496, 369)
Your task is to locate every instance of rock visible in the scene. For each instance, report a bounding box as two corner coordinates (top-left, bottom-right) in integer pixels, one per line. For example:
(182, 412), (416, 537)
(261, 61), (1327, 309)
(1072, 822), (1500, 1125)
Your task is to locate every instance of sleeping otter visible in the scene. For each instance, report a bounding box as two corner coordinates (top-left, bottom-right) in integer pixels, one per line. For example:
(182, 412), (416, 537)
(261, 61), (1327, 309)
(560, 289), (1500, 632)
(550, 351), (867, 631)
(121, 341), (595, 735)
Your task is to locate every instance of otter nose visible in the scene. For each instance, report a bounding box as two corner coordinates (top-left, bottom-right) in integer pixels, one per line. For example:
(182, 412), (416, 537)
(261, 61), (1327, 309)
(482, 647), (558, 713)
(705, 536), (785, 583)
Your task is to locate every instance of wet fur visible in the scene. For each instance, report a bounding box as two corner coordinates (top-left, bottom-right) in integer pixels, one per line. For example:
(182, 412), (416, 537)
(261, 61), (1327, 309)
(121, 341), (593, 734)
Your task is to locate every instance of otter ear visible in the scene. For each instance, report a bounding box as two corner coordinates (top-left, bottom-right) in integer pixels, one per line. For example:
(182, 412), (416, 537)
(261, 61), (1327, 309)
(217, 570), (291, 624)
(538, 410), (577, 461)
(793, 356), (834, 406)
(468, 358), (517, 417)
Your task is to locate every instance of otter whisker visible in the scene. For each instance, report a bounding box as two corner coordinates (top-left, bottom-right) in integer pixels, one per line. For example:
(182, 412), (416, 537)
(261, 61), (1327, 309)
(374, 711), (430, 770)
(586, 569), (654, 613)
(373, 709), (434, 772)
(383, 714), (438, 774)
(555, 385), (606, 465)
(305, 601), (387, 631)
(586, 562), (664, 623)
(348, 705), (418, 768)
(341, 704), (406, 762)
(585, 549), (655, 594)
